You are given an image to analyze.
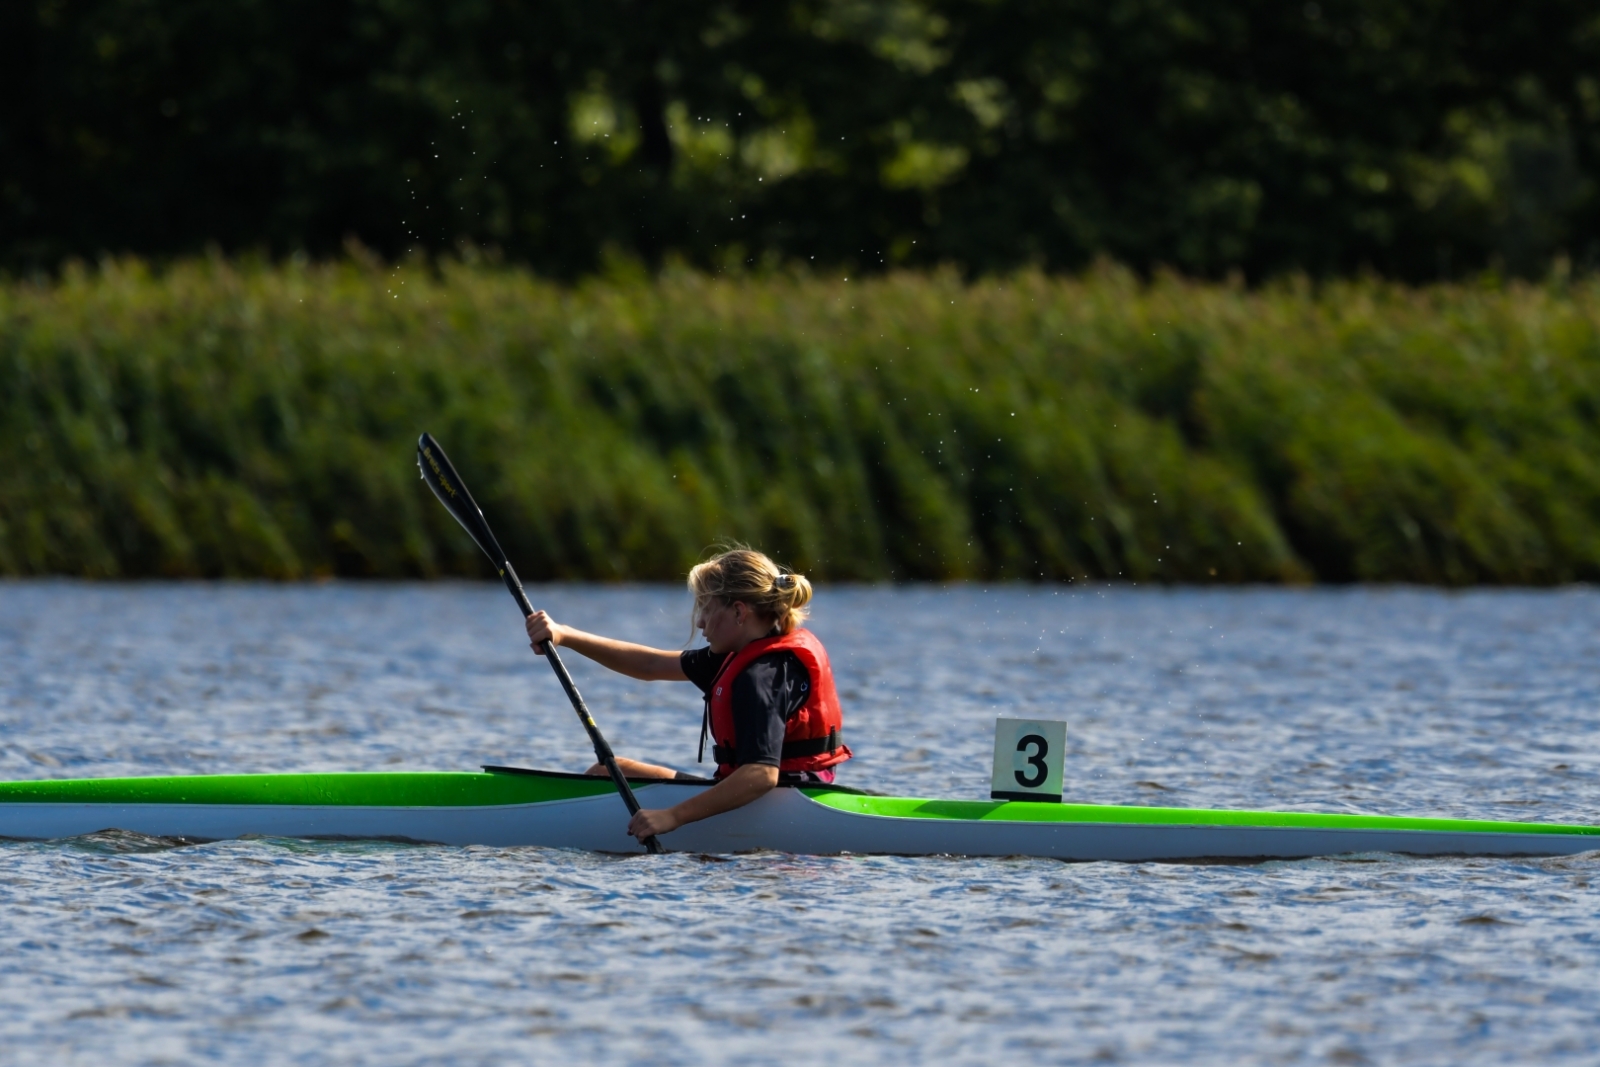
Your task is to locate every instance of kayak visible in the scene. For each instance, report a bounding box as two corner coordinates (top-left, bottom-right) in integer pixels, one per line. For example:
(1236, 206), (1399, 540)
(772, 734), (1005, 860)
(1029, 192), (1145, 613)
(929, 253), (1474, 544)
(2, 766), (1596, 861)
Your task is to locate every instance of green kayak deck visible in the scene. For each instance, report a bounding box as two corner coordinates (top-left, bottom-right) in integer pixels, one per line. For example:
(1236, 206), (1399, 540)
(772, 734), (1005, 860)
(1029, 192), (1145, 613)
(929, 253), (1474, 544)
(1, 769), (1594, 860)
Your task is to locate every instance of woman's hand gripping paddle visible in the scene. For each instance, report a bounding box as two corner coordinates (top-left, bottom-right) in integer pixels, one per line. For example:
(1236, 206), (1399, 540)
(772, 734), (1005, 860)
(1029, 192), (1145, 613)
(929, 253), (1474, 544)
(416, 432), (664, 854)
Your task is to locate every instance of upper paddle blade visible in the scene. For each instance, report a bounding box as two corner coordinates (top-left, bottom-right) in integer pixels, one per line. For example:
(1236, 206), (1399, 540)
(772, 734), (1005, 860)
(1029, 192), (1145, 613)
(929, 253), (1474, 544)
(416, 432), (503, 564)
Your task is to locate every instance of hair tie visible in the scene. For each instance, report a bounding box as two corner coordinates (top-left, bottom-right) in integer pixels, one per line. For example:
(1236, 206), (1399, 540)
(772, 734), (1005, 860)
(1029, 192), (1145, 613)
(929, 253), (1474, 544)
(776, 573), (795, 589)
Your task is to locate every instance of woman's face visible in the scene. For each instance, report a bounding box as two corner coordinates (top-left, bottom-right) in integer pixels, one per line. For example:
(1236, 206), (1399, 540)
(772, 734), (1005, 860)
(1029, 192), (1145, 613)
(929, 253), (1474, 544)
(698, 598), (763, 654)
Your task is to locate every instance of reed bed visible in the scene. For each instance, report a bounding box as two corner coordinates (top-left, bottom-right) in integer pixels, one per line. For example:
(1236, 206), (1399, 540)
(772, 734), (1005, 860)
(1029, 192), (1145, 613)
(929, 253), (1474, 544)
(3, 258), (1597, 583)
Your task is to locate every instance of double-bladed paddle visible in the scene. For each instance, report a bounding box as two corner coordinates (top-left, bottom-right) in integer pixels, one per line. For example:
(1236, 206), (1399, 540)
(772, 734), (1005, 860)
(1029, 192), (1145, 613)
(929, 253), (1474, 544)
(415, 432), (663, 854)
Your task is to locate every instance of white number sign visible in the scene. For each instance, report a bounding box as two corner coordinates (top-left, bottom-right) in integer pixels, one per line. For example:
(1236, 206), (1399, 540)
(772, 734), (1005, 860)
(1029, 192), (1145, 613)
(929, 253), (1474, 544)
(991, 717), (1066, 803)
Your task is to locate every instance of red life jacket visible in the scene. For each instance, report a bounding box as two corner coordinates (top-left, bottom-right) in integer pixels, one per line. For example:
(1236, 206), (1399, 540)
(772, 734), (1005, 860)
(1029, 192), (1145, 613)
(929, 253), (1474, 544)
(701, 628), (851, 778)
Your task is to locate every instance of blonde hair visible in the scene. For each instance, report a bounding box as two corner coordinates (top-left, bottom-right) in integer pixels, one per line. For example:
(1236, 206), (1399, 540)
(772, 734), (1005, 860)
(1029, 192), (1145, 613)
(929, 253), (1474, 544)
(688, 546), (813, 636)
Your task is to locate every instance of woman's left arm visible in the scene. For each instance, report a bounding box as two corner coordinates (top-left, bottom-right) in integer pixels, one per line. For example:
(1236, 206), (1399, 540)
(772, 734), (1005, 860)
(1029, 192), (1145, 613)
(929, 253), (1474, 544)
(627, 764), (779, 840)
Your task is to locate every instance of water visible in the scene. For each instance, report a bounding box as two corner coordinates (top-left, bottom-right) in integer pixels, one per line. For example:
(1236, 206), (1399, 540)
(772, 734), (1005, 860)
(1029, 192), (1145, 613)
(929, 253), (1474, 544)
(1, 581), (1597, 1064)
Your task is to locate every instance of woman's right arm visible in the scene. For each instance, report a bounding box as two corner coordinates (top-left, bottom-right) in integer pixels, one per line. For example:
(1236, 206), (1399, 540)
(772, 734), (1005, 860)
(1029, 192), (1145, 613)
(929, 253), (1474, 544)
(524, 611), (687, 681)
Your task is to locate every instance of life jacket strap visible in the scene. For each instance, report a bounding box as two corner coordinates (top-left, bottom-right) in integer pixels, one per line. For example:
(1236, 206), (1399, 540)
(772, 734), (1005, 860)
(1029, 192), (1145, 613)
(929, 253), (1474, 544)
(712, 728), (841, 767)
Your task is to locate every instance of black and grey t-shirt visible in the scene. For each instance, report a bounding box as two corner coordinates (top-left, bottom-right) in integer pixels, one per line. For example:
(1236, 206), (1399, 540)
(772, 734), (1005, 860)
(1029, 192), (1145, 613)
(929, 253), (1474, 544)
(681, 646), (811, 768)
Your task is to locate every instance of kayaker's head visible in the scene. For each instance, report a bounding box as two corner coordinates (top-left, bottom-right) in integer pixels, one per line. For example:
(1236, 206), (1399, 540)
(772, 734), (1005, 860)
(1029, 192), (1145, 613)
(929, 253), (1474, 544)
(689, 546), (813, 654)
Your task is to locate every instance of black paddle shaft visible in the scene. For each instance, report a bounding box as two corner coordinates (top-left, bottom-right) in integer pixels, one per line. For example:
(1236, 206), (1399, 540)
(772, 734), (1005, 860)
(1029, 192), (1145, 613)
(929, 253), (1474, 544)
(415, 432), (663, 854)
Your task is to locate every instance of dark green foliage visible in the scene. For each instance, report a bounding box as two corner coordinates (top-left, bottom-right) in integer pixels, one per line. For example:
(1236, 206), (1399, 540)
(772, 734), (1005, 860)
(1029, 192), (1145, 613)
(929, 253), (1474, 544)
(4, 1), (1598, 280)
(2, 258), (1598, 583)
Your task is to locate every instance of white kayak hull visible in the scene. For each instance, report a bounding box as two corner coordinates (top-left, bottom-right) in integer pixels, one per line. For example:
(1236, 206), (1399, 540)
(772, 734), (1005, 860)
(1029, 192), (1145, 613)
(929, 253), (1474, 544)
(2, 771), (1597, 861)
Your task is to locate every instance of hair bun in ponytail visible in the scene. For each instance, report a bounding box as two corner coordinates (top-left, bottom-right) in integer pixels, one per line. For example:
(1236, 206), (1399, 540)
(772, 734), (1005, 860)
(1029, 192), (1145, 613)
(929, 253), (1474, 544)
(688, 547), (813, 635)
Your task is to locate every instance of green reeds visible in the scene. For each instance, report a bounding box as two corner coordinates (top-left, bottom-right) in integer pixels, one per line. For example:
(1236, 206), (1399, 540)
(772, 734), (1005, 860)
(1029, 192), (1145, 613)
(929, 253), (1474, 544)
(2, 258), (1597, 583)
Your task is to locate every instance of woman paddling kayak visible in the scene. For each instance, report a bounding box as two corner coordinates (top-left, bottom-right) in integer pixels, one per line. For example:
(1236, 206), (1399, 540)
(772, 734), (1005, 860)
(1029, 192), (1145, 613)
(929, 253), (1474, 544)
(524, 547), (852, 844)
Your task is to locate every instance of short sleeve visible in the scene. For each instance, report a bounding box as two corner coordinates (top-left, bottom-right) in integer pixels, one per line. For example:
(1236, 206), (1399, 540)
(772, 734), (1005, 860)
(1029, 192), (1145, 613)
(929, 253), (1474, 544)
(680, 647), (728, 694)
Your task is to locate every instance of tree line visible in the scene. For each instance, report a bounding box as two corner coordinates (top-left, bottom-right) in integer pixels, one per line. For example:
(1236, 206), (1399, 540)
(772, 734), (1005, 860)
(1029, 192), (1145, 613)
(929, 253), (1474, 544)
(4, 0), (1598, 280)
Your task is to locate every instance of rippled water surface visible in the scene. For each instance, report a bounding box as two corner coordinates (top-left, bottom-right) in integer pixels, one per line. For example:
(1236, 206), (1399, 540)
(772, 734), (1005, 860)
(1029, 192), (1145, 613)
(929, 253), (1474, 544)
(2, 581), (1598, 1065)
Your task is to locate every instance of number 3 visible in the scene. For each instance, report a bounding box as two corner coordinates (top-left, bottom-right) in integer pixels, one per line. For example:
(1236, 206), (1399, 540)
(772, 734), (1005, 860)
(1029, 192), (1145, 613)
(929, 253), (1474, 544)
(1015, 734), (1049, 788)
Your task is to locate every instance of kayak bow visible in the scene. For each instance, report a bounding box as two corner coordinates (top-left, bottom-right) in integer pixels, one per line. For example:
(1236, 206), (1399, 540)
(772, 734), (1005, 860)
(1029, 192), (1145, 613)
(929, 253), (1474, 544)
(1, 767), (1594, 861)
